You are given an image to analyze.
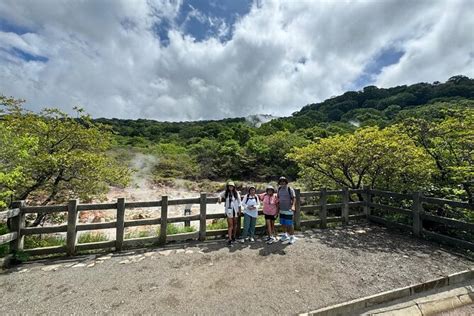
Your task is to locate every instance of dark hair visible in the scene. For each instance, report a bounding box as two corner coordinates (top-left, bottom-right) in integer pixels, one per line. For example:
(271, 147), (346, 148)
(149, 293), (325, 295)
(225, 185), (238, 201)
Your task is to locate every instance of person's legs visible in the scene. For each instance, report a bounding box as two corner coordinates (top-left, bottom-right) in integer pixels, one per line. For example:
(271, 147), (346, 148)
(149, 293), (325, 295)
(270, 220), (276, 237)
(265, 219), (272, 238)
(249, 216), (256, 239)
(232, 218), (238, 240)
(242, 214), (250, 239)
(226, 217), (233, 244)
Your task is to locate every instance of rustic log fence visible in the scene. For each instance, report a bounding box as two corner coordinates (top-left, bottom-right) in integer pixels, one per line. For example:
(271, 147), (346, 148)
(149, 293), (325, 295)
(0, 188), (473, 258)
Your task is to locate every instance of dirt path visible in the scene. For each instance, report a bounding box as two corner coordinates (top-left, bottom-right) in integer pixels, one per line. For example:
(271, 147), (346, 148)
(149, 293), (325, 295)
(1, 224), (472, 315)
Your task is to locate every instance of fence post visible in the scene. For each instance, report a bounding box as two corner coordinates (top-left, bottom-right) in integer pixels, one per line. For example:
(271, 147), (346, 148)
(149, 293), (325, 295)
(184, 204), (192, 227)
(116, 198), (125, 251)
(199, 193), (207, 241)
(342, 187), (349, 225)
(363, 187), (371, 217)
(66, 199), (78, 256)
(294, 189), (301, 230)
(320, 188), (327, 229)
(412, 192), (423, 237)
(159, 196), (168, 245)
(9, 200), (25, 253)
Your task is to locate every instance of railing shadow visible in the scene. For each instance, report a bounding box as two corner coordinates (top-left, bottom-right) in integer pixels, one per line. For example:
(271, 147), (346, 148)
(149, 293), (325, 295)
(304, 224), (448, 256)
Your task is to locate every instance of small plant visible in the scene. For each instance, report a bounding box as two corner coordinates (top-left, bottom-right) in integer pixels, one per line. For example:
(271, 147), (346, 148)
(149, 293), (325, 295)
(24, 235), (65, 249)
(157, 223), (196, 235)
(78, 232), (108, 244)
(206, 219), (227, 230)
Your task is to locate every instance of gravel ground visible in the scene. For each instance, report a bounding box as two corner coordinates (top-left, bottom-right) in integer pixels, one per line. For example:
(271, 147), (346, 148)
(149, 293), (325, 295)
(1, 224), (472, 315)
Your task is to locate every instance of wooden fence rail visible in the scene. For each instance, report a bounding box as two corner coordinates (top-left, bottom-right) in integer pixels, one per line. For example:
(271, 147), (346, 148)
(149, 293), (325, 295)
(0, 188), (473, 257)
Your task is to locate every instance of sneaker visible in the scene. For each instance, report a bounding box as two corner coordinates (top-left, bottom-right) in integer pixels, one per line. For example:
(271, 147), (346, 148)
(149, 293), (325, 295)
(266, 236), (276, 244)
(227, 240), (233, 247)
(265, 236), (272, 242)
(280, 233), (289, 242)
(249, 237), (255, 242)
(237, 238), (245, 243)
(289, 236), (296, 244)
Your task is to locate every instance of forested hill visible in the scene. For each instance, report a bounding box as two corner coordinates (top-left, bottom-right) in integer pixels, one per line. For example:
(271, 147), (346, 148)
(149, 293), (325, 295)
(97, 75), (473, 139)
(96, 75), (473, 200)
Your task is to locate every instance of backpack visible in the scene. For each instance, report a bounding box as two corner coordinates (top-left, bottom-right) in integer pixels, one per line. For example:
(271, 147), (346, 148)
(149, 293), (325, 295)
(244, 194), (257, 203)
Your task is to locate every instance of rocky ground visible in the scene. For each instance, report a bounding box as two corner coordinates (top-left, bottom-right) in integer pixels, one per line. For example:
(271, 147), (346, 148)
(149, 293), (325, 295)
(1, 224), (472, 315)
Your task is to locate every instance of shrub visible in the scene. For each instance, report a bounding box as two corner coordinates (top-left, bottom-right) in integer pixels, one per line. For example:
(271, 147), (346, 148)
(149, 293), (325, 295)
(24, 234), (65, 249)
(78, 232), (108, 244)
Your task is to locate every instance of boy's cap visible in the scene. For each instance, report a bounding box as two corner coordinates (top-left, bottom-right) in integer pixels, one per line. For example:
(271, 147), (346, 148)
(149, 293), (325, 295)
(227, 181), (235, 186)
(278, 176), (288, 184)
(266, 185), (275, 191)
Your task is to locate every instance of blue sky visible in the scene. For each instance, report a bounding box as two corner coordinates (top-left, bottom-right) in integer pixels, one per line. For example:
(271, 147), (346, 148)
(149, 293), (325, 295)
(0, 0), (472, 120)
(155, 0), (253, 44)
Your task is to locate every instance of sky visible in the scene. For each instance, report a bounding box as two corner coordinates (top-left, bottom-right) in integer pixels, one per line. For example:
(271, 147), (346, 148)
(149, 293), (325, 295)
(0, 0), (473, 121)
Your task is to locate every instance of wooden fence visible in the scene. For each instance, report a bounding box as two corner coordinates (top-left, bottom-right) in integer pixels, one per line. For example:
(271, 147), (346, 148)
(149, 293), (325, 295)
(0, 188), (473, 257)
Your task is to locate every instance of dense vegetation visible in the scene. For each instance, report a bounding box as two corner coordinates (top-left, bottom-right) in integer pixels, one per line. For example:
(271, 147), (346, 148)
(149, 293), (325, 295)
(0, 96), (130, 218)
(1, 75), (473, 213)
(96, 75), (473, 201)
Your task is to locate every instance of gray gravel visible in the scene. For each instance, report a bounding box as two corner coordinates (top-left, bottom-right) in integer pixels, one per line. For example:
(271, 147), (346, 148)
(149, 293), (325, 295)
(1, 224), (472, 315)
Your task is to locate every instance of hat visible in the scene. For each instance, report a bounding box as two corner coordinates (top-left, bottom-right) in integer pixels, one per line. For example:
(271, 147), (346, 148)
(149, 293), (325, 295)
(248, 184), (256, 190)
(266, 185), (275, 192)
(226, 180), (235, 187)
(278, 176), (288, 184)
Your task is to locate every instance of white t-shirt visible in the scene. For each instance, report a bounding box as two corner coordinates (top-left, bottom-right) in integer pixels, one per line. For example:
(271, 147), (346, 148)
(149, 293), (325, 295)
(220, 191), (241, 213)
(242, 194), (260, 218)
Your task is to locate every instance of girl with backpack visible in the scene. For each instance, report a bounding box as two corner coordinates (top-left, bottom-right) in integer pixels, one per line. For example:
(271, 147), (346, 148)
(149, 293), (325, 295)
(218, 181), (241, 246)
(258, 185), (279, 244)
(239, 185), (260, 243)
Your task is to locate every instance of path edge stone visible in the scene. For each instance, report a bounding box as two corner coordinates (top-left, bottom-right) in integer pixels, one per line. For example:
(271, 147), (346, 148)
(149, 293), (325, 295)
(300, 268), (474, 316)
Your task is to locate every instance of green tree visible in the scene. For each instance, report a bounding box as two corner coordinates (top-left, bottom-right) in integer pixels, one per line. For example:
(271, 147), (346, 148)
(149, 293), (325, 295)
(289, 126), (434, 191)
(402, 106), (474, 201)
(0, 96), (130, 224)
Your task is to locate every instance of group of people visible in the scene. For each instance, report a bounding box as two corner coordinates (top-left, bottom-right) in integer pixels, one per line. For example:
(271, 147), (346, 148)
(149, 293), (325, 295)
(218, 176), (296, 247)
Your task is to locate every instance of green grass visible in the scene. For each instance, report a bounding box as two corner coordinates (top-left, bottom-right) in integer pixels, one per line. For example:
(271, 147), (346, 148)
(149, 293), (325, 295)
(124, 230), (152, 239)
(206, 219), (228, 230)
(155, 223), (196, 235)
(24, 235), (65, 249)
(77, 232), (108, 244)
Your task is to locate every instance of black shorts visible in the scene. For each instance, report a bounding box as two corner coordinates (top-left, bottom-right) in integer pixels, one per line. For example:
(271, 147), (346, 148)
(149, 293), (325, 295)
(264, 214), (276, 221)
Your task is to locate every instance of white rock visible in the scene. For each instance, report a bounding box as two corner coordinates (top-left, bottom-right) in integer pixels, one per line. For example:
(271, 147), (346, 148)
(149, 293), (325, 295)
(176, 249), (185, 254)
(128, 254), (143, 260)
(72, 263), (86, 268)
(355, 229), (366, 234)
(185, 250), (194, 254)
(41, 264), (62, 272)
(87, 263), (95, 268)
(144, 252), (154, 257)
(159, 250), (173, 256)
(64, 262), (77, 268)
(119, 260), (130, 264)
(97, 255), (112, 261)
(18, 268), (28, 273)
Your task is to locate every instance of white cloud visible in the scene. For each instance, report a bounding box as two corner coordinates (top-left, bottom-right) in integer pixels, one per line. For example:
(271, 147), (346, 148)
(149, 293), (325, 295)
(0, 0), (472, 121)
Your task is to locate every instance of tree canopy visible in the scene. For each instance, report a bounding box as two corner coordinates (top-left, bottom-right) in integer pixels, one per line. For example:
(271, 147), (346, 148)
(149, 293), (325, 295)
(0, 96), (130, 217)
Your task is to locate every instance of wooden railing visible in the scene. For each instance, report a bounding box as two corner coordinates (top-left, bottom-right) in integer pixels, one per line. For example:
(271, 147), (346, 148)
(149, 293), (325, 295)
(0, 188), (472, 257)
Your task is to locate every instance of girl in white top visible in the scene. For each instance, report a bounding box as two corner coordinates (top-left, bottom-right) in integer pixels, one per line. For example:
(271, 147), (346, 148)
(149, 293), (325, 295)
(239, 185), (260, 242)
(218, 181), (241, 246)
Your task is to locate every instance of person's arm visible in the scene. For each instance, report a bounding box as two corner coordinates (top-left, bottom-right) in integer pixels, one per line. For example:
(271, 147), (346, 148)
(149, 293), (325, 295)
(218, 191), (224, 204)
(291, 188), (296, 211)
